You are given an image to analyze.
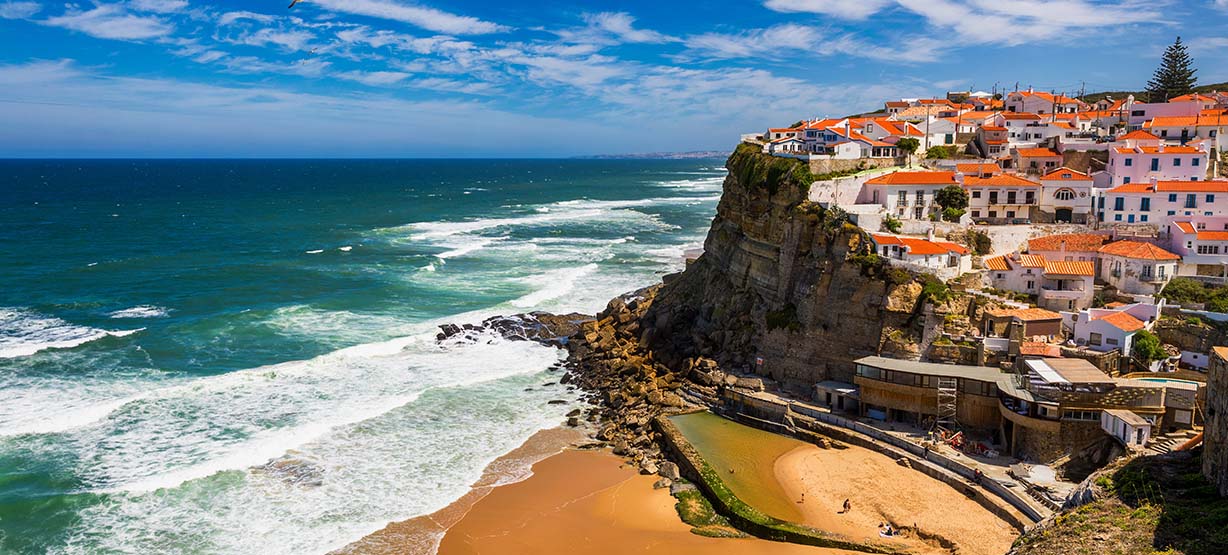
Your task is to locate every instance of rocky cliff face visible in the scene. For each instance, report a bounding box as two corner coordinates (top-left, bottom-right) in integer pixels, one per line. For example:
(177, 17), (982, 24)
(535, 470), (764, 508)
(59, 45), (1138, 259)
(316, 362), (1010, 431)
(633, 143), (920, 389)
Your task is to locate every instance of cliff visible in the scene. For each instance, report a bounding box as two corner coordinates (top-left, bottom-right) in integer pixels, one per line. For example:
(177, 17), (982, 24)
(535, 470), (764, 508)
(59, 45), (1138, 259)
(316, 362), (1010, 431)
(634, 143), (922, 388)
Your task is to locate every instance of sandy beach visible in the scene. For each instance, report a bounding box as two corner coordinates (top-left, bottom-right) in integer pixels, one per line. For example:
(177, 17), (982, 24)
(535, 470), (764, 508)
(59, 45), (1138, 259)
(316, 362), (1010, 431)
(777, 445), (1020, 555)
(435, 448), (858, 555)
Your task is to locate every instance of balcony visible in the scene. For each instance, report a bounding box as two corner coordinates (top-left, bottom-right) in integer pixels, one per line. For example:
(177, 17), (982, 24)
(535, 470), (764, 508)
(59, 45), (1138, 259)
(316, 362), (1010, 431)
(1040, 288), (1087, 301)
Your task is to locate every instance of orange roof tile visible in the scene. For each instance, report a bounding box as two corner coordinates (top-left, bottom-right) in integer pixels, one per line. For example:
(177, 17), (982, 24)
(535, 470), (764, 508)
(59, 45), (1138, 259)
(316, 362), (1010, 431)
(956, 163), (1002, 176)
(1198, 231), (1228, 241)
(1019, 254), (1047, 268)
(1118, 130), (1160, 141)
(1043, 260), (1095, 277)
(1021, 342), (1062, 357)
(1028, 233), (1110, 253)
(1097, 311), (1146, 332)
(1108, 180), (1228, 194)
(1003, 112), (1043, 120)
(1098, 240), (1180, 261)
(1016, 148), (1061, 158)
(1173, 221), (1196, 234)
(1116, 146), (1204, 154)
(963, 174), (1040, 187)
(989, 307), (1063, 321)
(872, 234), (968, 256)
(985, 255), (1011, 271)
(865, 171), (958, 186)
(1041, 167), (1090, 181)
(1145, 114), (1228, 127)
(1012, 91), (1082, 104)
(1104, 301), (1127, 309)
(981, 125), (1007, 131)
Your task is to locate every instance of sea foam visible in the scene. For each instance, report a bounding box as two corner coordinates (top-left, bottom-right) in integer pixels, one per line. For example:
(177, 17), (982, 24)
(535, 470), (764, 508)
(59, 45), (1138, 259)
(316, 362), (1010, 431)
(0, 307), (142, 359)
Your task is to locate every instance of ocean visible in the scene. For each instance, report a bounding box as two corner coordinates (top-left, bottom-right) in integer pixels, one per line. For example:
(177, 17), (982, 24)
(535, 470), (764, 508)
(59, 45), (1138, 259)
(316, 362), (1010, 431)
(0, 159), (725, 554)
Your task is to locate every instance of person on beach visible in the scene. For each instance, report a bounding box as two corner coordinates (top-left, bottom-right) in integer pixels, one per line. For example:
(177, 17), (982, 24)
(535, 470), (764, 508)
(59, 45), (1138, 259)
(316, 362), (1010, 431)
(841, 499), (851, 513)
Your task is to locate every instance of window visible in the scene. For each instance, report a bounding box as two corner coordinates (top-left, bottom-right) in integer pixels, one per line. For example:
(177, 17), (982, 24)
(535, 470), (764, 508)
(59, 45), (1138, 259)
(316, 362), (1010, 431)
(1141, 215), (1149, 222)
(1007, 191), (1017, 204)
(916, 191), (925, 204)
(1125, 158), (1134, 167)
(1169, 193), (1178, 202)
(1099, 196), (1105, 209)
(1026, 280), (1035, 289)
(1132, 110), (1145, 116)
(1187, 194), (1198, 209)
(1007, 210), (1016, 218)
(1175, 158), (1182, 167)
(989, 211), (997, 218)
(1141, 198), (1150, 211)
(1107, 337), (1120, 346)
(1063, 410), (1101, 421)
(1208, 194), (1216, 203)
(1198, 245), (1222, 254)
(1194, 158), (1202, 167)
(1055, 189), (1075, 201)
(1161, 130), (1169, 137)
(1168, 210), (1176, 216)
(1089, 333), (1102, 346)
(1114, 197), (1125, 211)
(997, 273), (1005, 279)
(898, 191), (907, 205)
(1151, 158), (1160, 171)
(1115, 214), (1123, 221)
(971, 191), (982, 199)
(1026, 191), (1035, 204)
(972, 210), (980, 217)
(1124, 177), (1131, 184)
(989, 192), (999, 204)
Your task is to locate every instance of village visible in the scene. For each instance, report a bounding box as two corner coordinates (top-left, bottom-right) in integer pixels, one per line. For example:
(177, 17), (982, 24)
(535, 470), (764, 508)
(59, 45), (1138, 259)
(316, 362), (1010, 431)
(727, 79), (1228, 515)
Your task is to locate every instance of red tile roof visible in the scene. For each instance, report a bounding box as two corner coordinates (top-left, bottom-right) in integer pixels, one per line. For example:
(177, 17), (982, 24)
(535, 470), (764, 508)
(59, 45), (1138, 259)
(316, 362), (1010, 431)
(1173, 221), (1196, 234)
(865, 171), (958, 185)
(1198, 231), (1228, 241)
(1098, 240), (1180, 261)
(1145, 114), (1228, 127)
(1041, 167), (1091, 181)
(985, 255), (1011, 271)
(1028, 233), (1111, 253)
(956, 163), (1002, 175)
(1016, 148), (1062, 158)
(989, 307), (1063, 321)
(1021, 342), (1062, 357)
(870, 234), (968, 256)
(1003, 113), (1043, 120)
(1118, 130), (1160, 141)
(1114, 145), (1204, 154)
(1108, 180), (1228, 194)
(963, 174), (1040, 187)
(1019, 254), (1047, 268)
(1097, 311), (1146, 332)
(1043, 260), (1095, 277)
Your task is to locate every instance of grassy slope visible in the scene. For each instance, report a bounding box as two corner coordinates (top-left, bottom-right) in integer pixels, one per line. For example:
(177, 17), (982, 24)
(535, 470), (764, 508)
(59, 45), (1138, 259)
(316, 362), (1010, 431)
(1011, 450), (1228, 555)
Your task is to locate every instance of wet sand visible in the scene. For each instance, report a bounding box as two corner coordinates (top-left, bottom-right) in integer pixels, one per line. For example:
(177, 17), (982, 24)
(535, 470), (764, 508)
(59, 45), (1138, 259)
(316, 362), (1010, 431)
(778, 445), (1020, 555)
(436, 448), (857, 555)
(335, 427), (587, 555)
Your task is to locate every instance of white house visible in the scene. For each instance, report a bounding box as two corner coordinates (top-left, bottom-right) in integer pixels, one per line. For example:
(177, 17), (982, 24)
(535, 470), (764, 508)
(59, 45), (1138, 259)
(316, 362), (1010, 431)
(963, 173), (1042, 223)
(1101, 409), (1151, 449)
(1144, 113), (1228, 152)
(1098, 180), (1228, 227)
(1126, 94), (1220, 128)
(1106, 142), (1209, 187)
(870, 232), (972, 280)
(1006, 90), (1084, 114)
(985, 253), (1096, 311)
(763, 136), (807, 154)
(860, 171), (959, 221)
(1167, 218), (1228, 280)
(1065, 300), (1164, 354)
(1098, 240), (1181, 295)
(1039, 168), (1096, 223)
(1013, 147), (1064, 174)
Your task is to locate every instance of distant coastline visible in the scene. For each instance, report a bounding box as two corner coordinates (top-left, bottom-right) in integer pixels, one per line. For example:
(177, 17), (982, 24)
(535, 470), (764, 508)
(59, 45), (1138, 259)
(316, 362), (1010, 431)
(575, 150), (730, 160)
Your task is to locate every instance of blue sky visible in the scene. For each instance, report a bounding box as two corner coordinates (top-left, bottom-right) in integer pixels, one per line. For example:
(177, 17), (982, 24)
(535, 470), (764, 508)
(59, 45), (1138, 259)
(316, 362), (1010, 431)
(1, 0), (1227, 157)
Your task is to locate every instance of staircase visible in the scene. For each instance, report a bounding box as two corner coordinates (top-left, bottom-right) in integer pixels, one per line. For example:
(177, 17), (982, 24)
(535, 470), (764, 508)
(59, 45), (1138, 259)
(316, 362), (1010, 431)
(936, 377), (959, 431)
(1148, 430), (1200, 456)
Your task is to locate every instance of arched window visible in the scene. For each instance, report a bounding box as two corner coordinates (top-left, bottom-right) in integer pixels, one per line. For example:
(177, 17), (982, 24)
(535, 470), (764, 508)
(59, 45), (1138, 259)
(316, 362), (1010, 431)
(1054, 188), (1076, 201)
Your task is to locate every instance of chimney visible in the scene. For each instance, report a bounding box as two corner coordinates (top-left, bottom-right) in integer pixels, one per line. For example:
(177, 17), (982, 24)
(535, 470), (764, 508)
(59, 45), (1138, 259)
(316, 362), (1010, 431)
(1028, 86), (1034, 94)
(927, 228), (936, 242)
(1060, 240), (1067, 252)
(1158, 144), (1165, 153)
(1150, 176), (1159, 188)
(954, 172), (965, 185)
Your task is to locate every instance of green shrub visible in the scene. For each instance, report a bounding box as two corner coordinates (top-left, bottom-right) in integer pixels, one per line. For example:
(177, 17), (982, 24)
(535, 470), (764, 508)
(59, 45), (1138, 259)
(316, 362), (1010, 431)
(966, 229), (992, 255)
(886, 267), (913, 285)
(942, 207), (966, 222)
(882, 215), (902, 233)
(920, 275), (952, 304)
(925, 145), (958, 159)
(766, 304), (802, 332)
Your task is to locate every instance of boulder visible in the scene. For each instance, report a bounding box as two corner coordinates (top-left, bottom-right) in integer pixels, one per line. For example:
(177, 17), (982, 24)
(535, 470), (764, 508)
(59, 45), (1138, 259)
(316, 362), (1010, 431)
(658, 461), (681, 481)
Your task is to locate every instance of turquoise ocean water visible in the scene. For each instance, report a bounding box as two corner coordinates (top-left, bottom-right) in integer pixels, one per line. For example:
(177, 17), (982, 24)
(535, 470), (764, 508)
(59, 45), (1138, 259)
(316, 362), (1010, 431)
(0, 159), (725, 554)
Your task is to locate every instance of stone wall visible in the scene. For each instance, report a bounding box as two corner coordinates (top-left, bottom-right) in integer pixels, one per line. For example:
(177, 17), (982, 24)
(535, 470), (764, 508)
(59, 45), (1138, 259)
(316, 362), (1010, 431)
(1155, 318), (1228, 355)
(1204, 349), (1228, 496)
(1015, 420), (1104, 462)
(807, 156), (902, 176)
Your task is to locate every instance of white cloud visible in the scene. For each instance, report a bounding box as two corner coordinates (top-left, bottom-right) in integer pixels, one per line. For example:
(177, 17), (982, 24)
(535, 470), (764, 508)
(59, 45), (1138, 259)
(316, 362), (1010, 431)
(129, 0), (188, 14)
(336, 69), (410, 86)
(228, 28), (317, 52)
(582, 12), (675, 44)
(43, 4), (173, 40)
(0, 1), (40, 19)
(764, 0), (892, 20)
(684, 24), (942, 62)
(898, 0), (1165, 46)
(309, 0), (507, 35)
(218, 11), (276, 26)
(193, 50), (227, 63)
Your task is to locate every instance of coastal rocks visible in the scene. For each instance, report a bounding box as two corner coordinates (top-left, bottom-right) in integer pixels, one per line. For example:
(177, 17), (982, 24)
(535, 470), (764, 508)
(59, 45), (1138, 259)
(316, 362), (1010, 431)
(253, 451), (325, 487)
(658, 461), (681, 481)
(435, 312), (594, 346)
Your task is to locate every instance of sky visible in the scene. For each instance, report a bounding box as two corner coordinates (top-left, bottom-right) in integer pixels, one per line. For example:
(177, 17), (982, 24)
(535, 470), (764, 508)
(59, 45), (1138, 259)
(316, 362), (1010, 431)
(1, 1), (1228, 157)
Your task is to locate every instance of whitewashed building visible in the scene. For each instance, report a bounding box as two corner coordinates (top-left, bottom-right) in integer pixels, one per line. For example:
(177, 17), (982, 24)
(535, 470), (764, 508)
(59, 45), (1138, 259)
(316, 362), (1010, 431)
(870, 232), (972, 280)
(860, 171), (959, 221)
(1167, 218), (1228, 280)
(1038, 168), (1095, 223)
(1098, 180), (1228, 227)
(1098, 240), (1181, 295)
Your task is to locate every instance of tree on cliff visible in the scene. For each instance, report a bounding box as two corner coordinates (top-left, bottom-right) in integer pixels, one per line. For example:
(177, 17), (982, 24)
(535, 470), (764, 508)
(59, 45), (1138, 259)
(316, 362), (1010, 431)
(934, 185), (969, 222)
(1147, 37), (1197, 101)
(896, 138), (920, 167)
(1131, 330), (1167, 366)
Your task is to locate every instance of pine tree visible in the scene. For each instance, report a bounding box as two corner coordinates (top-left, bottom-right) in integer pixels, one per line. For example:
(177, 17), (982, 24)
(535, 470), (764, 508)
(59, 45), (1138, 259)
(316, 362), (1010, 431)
(1146, 36), (1198, 101)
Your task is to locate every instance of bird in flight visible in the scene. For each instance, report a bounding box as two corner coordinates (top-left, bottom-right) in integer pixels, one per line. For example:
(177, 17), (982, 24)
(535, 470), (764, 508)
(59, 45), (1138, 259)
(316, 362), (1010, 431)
(288, 0), (302, 8)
